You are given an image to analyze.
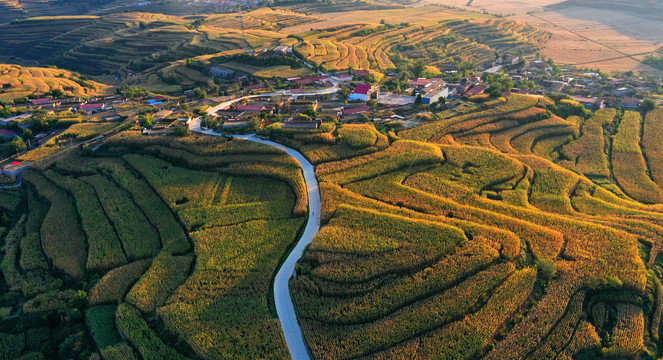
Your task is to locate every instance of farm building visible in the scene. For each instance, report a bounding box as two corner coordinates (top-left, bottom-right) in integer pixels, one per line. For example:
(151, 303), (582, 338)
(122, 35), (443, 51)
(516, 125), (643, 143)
(349, 84), (379, 102)
(209, 66), (236, 78)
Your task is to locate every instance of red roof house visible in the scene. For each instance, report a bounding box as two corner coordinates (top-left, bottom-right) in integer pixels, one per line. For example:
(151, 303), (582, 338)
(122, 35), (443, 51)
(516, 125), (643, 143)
(30, 98), (51, 106)
(80, 103), (106, 111)
(343, 105), (371, 115)
(465, 85), (487, 96)
(0, 129), (19, 139)
(237, 104), (266, 112)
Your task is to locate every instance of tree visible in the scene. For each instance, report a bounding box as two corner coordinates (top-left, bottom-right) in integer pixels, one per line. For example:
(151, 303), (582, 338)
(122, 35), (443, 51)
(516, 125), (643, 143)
(640, 98), (658, 113)
(488, 86), (503, 99)
(140, 115), (154, 128)
(411, 60), (427, 78)
(49, 88), (65, 98)
(301, 105), (319, 118)
(174, 126), (191, 137)
(11, 137), (26, 154)
(22, 128), (34, 141)
(194, 88), (207, 99)
(211, 84), (220, 95)
(367, 99), (378, 111)
(81, 143), (93, 156)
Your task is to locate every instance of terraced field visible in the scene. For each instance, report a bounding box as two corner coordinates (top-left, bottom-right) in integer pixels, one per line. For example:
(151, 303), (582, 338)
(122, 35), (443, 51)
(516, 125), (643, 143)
(0, 64), (110, 103)
(275, 97), (663, 359)
(0, 132), (308, 359)
(294, 17), (549, 71)
(0, 9), (315, 82)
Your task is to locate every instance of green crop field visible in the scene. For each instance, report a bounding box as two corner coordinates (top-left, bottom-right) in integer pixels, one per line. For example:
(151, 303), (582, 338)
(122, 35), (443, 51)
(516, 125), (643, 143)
(0, 131), (307, 359)
(244, 95), (663, 360)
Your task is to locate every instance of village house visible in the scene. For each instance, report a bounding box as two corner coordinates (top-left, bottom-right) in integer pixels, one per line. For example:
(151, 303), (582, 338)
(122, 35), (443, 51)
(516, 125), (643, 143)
(30, 98), (52, 107)
(318, 103), (344, 119)
(464, 85), (487, 96)
(79, 103), (107, 115)
(543, 80), (567, 92)
(273, 45), (292, 55)
(505, 55), (521, 65)
(409, 78), (449, 104)
(612, 87), (634, 97)
(153, 109), (174, 121)
(0, 129), (19, 140)
(282, 118), (321, 130)
(0, 113), (31, 127)
(620, 98), (640, 109)
(236, 104), (267, 113)
(286, 99), (319, 114)
(348, 84), (379, 102)
(2, 161), (31, 177)
(571, 96), (605, 110)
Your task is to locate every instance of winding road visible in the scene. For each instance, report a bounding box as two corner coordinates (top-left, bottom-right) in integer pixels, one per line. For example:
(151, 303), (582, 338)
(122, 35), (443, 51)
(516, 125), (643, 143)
(190, 117), (320, 360)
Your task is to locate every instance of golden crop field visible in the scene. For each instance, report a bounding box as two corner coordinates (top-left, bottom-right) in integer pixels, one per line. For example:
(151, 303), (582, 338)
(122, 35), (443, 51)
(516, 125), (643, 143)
(0, 64), (110, 103)
(291, 6), (548, 71)
(274, 95), (663, 359)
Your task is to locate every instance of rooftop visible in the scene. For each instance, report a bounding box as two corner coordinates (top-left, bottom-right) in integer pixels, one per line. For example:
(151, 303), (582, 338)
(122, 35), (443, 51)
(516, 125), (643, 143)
(353, 84), (372, 95)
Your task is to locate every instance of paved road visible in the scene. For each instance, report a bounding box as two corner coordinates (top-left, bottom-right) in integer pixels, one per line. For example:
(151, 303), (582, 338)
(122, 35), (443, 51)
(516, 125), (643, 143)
(190, 118), (319, 360)
(205, 85), (340, 116)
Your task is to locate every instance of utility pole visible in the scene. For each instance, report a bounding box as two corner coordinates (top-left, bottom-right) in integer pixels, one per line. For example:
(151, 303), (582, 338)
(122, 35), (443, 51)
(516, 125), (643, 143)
(237, 13), (250, 53)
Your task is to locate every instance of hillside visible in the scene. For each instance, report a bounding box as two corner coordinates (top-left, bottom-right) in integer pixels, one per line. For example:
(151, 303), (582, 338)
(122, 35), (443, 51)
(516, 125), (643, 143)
(294, 17), (548, 71)
(259, 97), (663, 359)
(0, 133), (307, 359)
(0, 6), (548, 91)
(0, 64), (110, 104)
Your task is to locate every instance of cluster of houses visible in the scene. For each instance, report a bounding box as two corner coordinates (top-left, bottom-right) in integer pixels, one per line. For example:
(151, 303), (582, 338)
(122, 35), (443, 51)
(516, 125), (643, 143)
(28, 95), (123, 114)
(216, 95), (380, 129)
(498, 58), (660, 108)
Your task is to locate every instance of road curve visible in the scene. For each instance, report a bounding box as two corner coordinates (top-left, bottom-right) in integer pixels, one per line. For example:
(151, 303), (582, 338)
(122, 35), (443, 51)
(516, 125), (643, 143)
(190, 119), (319, 360)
